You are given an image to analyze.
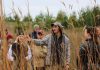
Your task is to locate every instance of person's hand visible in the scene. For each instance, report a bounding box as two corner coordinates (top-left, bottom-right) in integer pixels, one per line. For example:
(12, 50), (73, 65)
(64, 61), (70, 70)
(24, 35), (31, 42)
(16, 35), (32, 45)
(17, 35), (25, 45)
(65, 64), (69, 70)
(15, 36), (20, 43)
(23, 35), (32, 45)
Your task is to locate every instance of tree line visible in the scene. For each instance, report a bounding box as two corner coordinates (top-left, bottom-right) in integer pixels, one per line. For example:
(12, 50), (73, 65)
(4, 6), (100, 29)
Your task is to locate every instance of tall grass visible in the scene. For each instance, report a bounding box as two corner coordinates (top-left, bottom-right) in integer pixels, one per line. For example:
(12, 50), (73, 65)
(0, 0), (100, 70)
(0, 0), (9, 70)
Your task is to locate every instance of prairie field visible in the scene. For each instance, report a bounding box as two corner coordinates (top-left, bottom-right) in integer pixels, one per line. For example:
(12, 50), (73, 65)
(0, 0), (100, 70)
(0, 22), (83, 70)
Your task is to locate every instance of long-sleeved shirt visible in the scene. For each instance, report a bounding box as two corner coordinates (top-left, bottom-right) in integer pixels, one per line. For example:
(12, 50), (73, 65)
(33, 34), (70, 66)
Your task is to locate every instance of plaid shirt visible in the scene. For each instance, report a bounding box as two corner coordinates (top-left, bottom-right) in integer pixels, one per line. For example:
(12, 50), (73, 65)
(33, 34), (70, 66)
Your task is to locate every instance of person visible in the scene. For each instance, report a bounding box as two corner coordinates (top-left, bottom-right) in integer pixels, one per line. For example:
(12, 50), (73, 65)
(33, 22), (70, 70)
(7, 34), (13, 46)
(95, 15), (100, 45)
(37, 29), (44, 39)
(7, 35), (32, 70)
(0, 32), (2, 49)
(95, 15), (100, 69)
(32, 29), (47, 70)
(30, 24), (40, 39)
(5, 29), (14, 44)
(79, 27), (100, 70)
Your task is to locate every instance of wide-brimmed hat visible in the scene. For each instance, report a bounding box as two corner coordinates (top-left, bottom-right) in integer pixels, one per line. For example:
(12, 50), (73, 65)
(51, 22), (64, 28)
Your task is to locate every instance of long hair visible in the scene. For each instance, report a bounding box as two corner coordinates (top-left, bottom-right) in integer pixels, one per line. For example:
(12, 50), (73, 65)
(52, 25), (63, 35)
(95, 15), (100, 26)
(86, 27), (98, 45)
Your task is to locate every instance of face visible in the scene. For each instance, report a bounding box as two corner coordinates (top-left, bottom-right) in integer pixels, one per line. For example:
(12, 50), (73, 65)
(37, 34), (43, 39)
(37, 30), (43, 39)
(8, 39), (13, 44)
(96, 27), (100, 36)
(34, 26), (40, 31)
(52, 25), (60, 34)
(84, 29), (90, 39)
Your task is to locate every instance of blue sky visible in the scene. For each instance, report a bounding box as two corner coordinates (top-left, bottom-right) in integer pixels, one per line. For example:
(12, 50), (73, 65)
(3, 0), (100, 19)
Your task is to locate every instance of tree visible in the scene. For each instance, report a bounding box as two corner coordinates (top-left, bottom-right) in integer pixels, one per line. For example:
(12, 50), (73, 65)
(5, 16), (15, 22)
(92, 6), (100, 17)
(33, 13), (45, 26)
(33, 13), (55, 30)
(77, 6), (100, 27)
(13, 14), (20, 22)
(23, 15), (33, 22)
(56, 10), (68, 28)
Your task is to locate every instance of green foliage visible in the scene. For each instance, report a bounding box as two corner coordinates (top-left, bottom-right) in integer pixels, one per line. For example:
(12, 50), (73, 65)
(79, 8), (94, 26)
(5, 6), (100, 28)
(92, 6), (100, 17)
(33, 13), (45, 27)
(5, 16), (15, 22)
(56, 11), (68, 28)
(78, 7), (100, 27)
(23, 15), (33, 22)
(13, 14), (20, 22)
(68, 12), (78, 27)
(44, 14), (55, 29)
(33, 13), (55, 30)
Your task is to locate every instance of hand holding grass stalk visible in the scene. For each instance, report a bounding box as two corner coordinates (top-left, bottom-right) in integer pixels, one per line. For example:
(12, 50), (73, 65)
(65, 65), (69, 70)
(16, 35), (32, 45)
(64, 62), (70, 70)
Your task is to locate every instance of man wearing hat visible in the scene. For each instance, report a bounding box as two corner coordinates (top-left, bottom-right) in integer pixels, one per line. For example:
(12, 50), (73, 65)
(33, 22), (71, 70)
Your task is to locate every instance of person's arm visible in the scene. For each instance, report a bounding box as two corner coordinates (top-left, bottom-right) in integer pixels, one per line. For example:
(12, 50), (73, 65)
(79, 43), (87, 65)
(65, 36), (71, 65)
(66, 44), (70, 64)
(64, 36), (71, 70)
(7, 45), (14, 61)
(33, 34), (50, 46)
(25, 45), (32, 61)
(66, 43), (70, 65)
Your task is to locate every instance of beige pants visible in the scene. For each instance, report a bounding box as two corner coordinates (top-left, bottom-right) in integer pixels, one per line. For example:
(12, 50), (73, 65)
(11, 60), (33, 70)
(11, 60), (20, 70)
(45, 65), (64, 70)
